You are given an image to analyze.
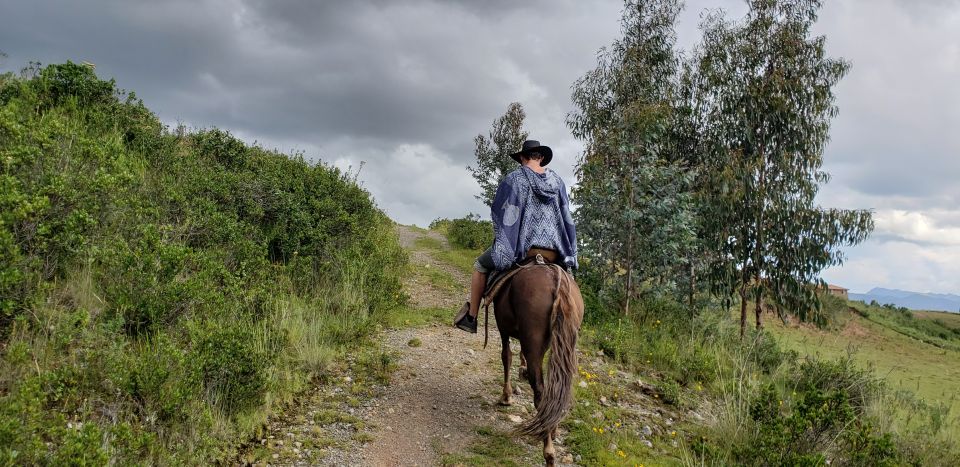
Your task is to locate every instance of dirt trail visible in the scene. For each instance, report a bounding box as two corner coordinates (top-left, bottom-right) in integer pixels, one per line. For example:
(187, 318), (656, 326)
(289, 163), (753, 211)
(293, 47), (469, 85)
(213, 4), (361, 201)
(360, 226), (530, 466)
(247, 225), (555, 466)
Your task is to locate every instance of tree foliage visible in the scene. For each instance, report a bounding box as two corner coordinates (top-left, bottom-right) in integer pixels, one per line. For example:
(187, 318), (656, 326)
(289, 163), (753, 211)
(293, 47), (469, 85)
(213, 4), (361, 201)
(569, 0), (697, 314)
(467, 102), (528, 207)
(690, 0), (873, 334)
(569, 0), (873, 328)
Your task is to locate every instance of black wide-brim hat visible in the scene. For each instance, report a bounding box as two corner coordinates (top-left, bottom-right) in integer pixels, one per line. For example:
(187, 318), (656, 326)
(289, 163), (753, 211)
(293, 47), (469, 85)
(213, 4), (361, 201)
(509, 140), (553, 166)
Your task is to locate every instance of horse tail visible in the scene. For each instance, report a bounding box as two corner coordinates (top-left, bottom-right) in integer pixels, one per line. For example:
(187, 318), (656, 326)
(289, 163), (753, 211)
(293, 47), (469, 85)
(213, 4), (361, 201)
(517, 265), (580, 439)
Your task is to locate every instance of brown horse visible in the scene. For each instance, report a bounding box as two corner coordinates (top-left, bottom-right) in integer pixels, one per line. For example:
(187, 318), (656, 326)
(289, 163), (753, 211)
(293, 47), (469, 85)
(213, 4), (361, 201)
(488, 262), (584, 466)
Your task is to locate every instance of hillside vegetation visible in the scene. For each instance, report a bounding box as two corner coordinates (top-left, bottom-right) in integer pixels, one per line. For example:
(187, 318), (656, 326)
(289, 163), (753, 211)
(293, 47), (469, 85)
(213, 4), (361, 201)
(916, 310), (960, 331)
(428, 216), (960, 465)
(0, 62), (406, 464)
(769, 300), (960, 426)
(573, 291), (959, 465)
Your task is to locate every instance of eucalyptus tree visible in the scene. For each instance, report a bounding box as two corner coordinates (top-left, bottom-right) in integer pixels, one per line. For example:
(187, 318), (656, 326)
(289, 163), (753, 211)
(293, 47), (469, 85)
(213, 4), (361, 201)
(468, 102), (529, 207)
(569, 0), (697, 315)
(693, 0), (873, 336)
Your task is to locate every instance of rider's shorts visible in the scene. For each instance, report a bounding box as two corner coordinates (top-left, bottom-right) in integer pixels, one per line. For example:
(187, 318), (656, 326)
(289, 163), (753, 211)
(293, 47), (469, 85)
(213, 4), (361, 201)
(474, 247), (495, 274)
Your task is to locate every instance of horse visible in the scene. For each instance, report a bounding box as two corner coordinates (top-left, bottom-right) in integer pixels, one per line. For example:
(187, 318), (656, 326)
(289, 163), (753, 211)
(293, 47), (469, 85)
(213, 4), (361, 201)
(483, 260), (584, 466)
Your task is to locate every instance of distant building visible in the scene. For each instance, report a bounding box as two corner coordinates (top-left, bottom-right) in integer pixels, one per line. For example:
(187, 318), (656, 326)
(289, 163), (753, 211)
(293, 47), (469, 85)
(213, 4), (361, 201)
(826, 284), (848, 300)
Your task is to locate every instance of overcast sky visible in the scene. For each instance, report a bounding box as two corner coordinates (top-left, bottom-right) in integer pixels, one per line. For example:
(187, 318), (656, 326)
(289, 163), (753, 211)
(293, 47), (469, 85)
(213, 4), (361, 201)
(2, 0), (958, 295)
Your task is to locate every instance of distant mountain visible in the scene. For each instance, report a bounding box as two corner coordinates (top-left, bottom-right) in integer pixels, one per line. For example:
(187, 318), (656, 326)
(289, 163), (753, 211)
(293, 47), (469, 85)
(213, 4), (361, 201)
(849, 287), (960, 313)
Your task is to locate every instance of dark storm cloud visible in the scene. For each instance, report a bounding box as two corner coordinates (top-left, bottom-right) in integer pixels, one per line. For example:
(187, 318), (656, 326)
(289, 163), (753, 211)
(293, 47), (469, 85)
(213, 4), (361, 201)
(2, 0), (958, 292)
(1, 0), (620, 156)
(1, 0), (624, 221)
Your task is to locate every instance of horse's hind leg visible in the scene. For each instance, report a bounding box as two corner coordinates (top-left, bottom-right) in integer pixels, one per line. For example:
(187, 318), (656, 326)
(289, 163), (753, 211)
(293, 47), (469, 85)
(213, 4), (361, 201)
(522, 346), (546, 409)
(543, 434), (556, 466)
(518, 352), (528, 381)
(499, 335), (513, 406)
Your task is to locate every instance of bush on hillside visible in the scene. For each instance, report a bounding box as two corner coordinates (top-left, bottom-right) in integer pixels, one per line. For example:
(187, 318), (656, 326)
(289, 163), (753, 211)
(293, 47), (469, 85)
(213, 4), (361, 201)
(428, 217), (452, 234)
(0, 61), (406, 463)
(729, 358), (896, 466)
(437, 214), (492, 250)
(449, 214), (492, 249)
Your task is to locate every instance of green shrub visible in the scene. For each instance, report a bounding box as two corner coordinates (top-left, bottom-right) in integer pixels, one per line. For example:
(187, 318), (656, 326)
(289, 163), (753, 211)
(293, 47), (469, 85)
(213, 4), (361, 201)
(428, 217), (452, 234)
(124, 334), (201, 424)
(844, 420), (900, 467)
(194, 323), (277, 417)
(444, 214), (493, 249)
(728, 358), (896, 466)
(736, 383), (852, 465)
(748, 329), (796, 375)
(793, 357), (879, 415)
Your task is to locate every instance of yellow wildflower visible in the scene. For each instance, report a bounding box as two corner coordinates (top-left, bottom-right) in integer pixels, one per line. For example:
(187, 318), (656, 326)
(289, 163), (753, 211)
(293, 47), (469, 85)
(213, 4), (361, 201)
(617, 450), (626, 457)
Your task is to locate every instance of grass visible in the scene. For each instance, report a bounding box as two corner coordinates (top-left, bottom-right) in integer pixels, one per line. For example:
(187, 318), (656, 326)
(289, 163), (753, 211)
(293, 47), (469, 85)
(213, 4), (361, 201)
(915, 310), (960, 331)
(564, 353), (688, 466)
(848, 301), (960, 351)
(568, 298), (960, 465)
(414, 236), (482, 276)
(765, 305), (960, 445)
(416, 265), (462, 293)
(439, 426), (534, 466)
(384, 306), (449, 328)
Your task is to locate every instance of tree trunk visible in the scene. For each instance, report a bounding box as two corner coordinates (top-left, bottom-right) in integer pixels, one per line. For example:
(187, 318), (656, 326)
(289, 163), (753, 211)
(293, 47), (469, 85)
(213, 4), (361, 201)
(739, 284), (748, 339)
(688, 257), (696, 318)
(625, 266), (632, 317)
(625, 172), (634, 317)
(755, 294), (763, 330)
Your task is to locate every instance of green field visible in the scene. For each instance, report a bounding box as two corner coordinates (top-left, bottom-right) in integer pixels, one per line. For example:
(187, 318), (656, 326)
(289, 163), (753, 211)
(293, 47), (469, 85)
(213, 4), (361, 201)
(765, 305), (960, 436)
(915, 310), (960, 331)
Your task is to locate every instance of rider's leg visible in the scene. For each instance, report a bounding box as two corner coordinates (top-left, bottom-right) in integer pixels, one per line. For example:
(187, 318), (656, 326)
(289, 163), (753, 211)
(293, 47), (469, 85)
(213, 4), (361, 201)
(469, 246), (495, 317)
(469, 269), (486, 318)
(455, 247), (494, 332)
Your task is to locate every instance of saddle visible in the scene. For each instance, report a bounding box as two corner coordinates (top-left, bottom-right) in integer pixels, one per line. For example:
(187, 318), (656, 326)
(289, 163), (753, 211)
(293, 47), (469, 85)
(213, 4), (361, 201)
(484, 248), (563, 297)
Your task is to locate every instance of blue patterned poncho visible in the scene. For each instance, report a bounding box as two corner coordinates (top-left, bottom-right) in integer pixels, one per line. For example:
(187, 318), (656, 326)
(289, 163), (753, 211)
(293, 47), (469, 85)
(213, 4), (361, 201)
(490, 166), (578, 271)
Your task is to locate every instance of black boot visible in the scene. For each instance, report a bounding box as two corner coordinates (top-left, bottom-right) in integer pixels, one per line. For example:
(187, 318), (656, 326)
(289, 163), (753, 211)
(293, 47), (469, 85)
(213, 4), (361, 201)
(453, 302), (477, 333)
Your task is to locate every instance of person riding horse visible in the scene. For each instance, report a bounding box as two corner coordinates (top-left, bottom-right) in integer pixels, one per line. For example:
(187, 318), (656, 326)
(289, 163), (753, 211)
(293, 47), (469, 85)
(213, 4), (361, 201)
(454, 139), (578, 333)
